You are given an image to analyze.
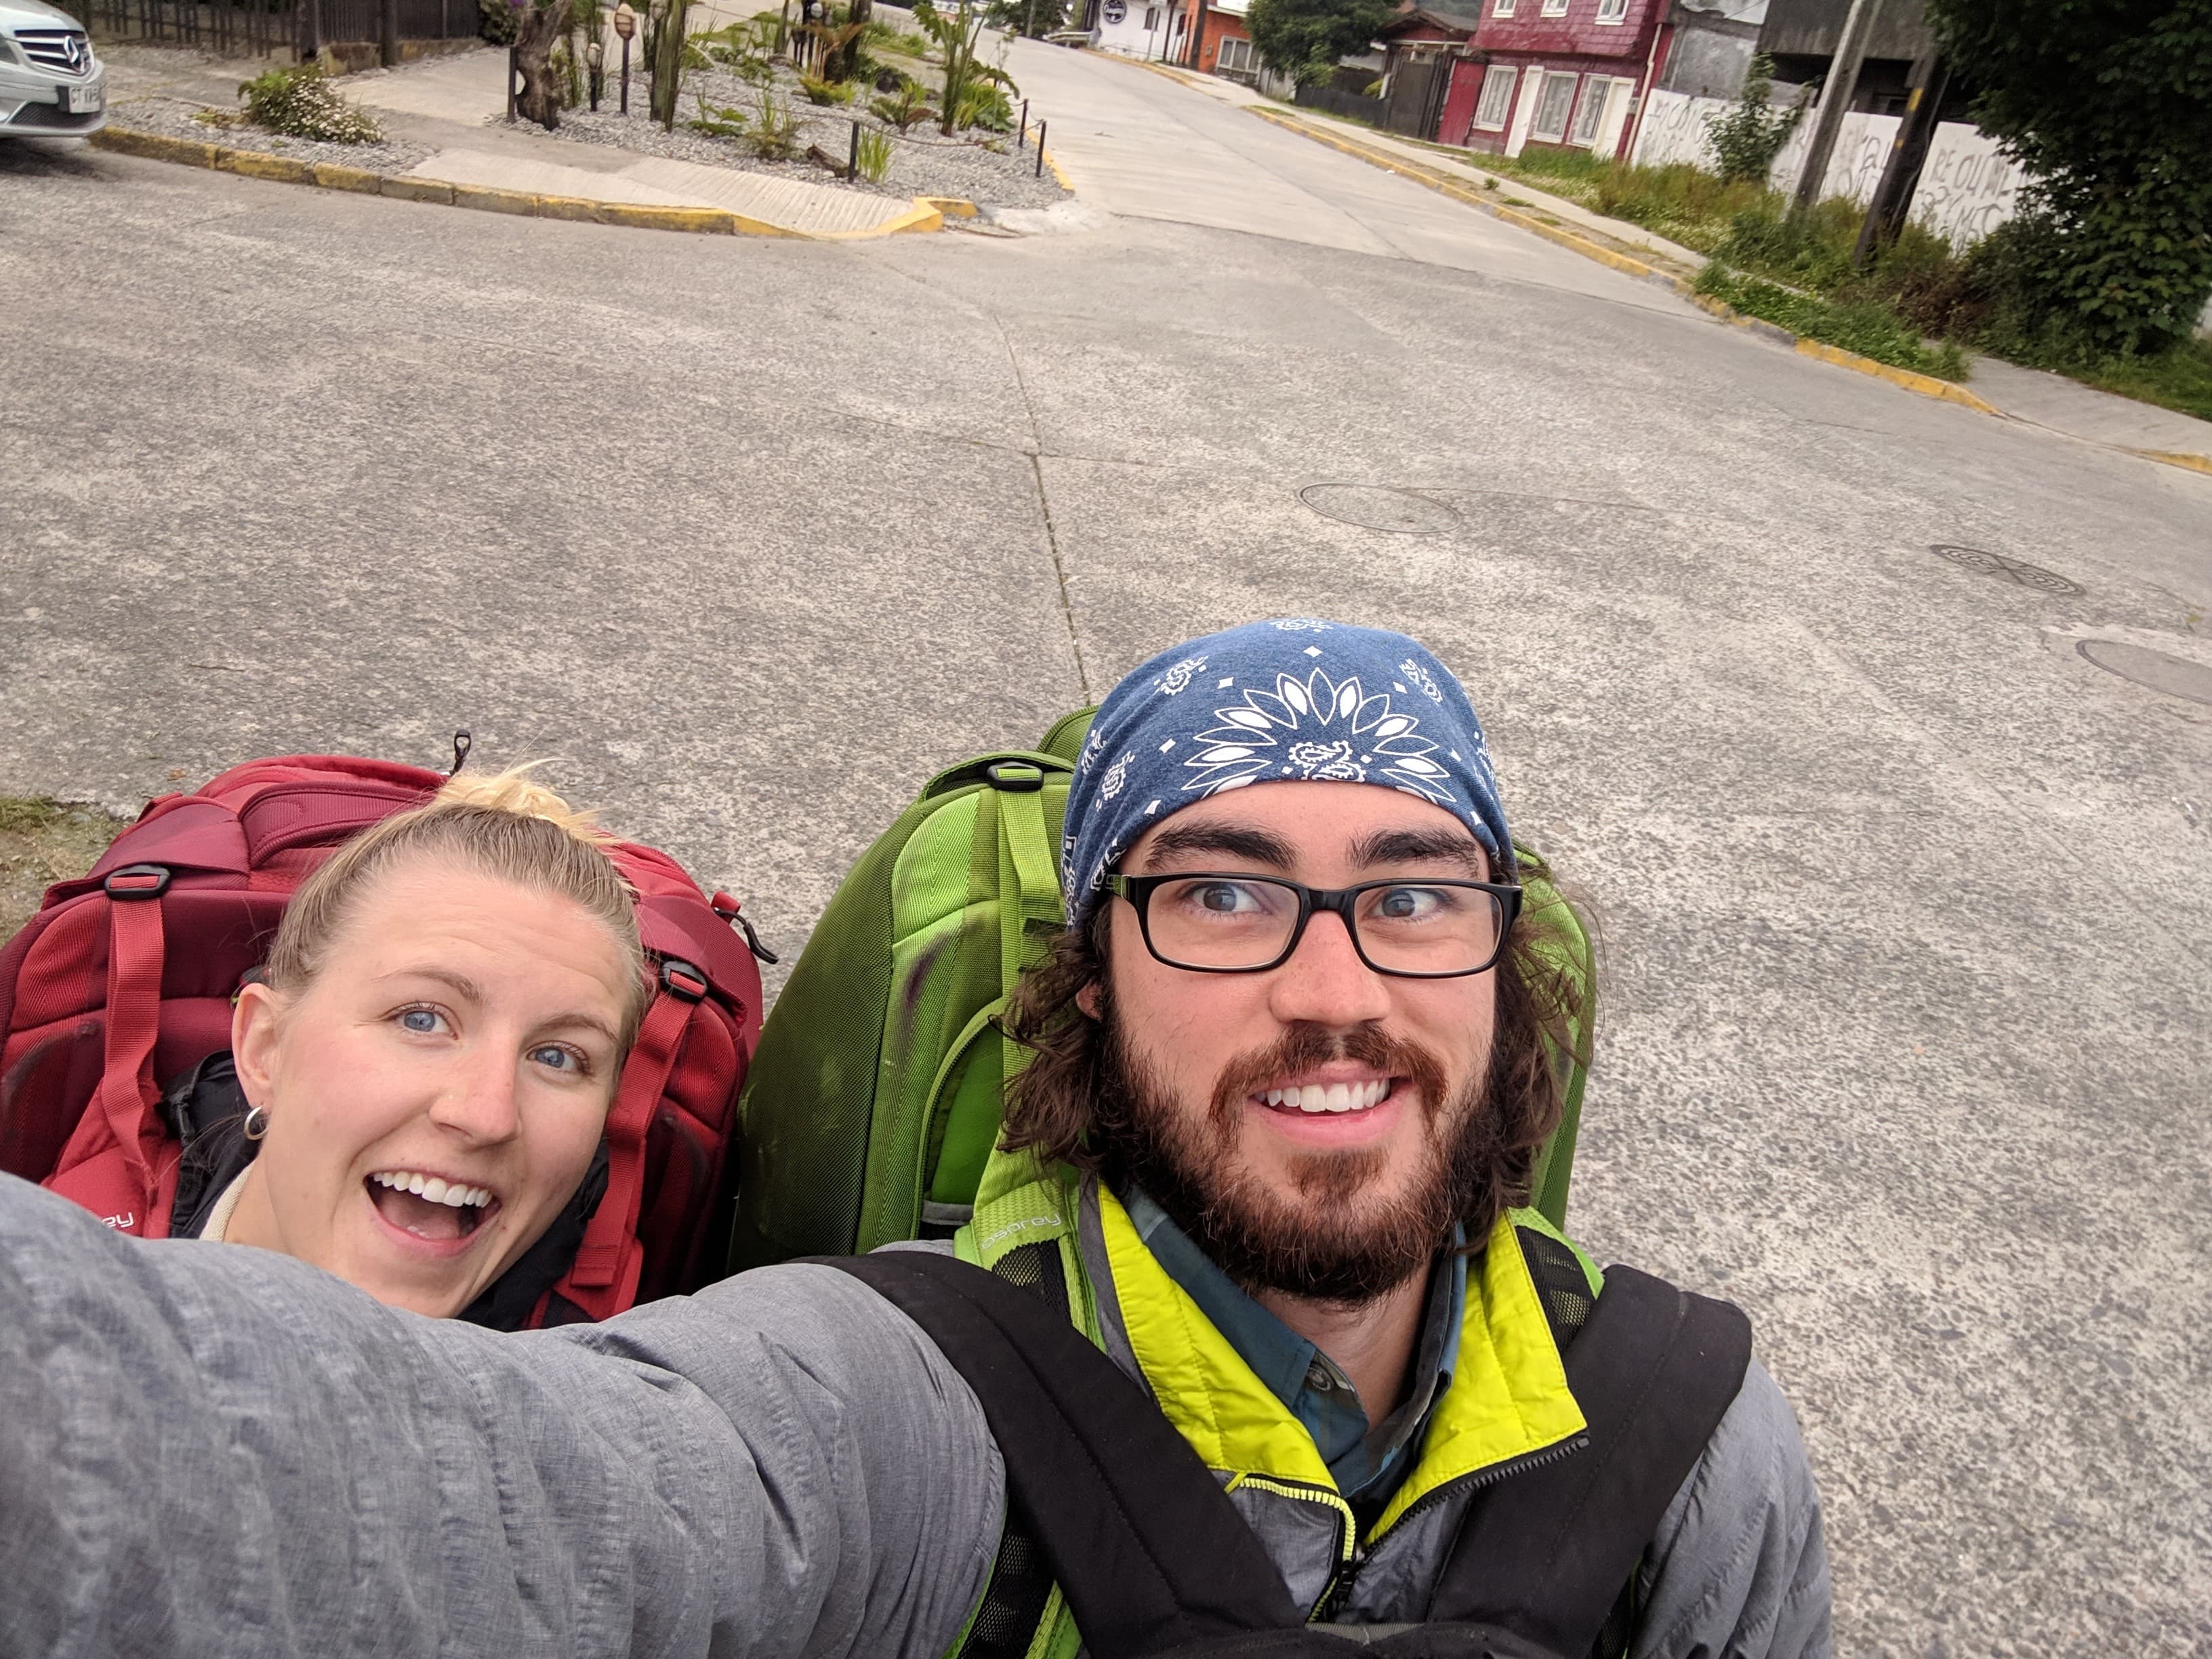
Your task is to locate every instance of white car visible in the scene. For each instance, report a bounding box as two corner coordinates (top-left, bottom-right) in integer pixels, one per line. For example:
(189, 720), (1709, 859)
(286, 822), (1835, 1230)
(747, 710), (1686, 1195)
(0, 0), (104, 138)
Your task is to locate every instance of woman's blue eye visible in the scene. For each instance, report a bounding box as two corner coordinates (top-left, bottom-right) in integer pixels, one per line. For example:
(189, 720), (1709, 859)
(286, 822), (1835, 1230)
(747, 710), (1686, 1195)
(398, 1008), (443, 1035)
(529, 1045), (581, 1073)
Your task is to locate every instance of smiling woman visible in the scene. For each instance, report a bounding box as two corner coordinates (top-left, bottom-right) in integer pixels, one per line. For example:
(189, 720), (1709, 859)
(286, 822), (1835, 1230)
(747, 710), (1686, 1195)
(177, 771), (653, 1324)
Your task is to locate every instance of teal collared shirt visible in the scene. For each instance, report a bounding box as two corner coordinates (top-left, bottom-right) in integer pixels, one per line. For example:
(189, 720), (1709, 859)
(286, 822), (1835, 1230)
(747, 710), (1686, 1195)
(1122, 1191), (1466, 1508)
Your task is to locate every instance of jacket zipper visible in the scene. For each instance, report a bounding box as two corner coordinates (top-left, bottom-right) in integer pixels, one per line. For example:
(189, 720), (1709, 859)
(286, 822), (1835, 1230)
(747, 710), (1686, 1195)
(1312, 1433), (1592, 1620)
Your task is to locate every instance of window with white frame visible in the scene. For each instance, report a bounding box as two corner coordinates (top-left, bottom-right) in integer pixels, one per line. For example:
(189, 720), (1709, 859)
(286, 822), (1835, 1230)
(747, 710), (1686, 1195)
(1144, 5), (1159, 26)
(1568, 75), (1613, 144)
(1492, 0), (1514, 16)
(1530, 70), (1578, 140)
(1594, 0), (1627, 19)
(1473, 64), (1518, 129)
(1538, 0), (1568, 16)
(1216, 35), (1254, 71)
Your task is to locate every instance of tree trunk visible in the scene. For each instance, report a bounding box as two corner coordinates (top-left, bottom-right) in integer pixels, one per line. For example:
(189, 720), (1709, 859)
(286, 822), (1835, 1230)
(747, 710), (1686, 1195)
(516, 0), (573, 129)
(650, 0), (689, 130)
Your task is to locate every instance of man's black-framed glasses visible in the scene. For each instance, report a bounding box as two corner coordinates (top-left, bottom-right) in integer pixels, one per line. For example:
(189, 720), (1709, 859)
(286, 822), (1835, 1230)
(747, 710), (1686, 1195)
(1103, 872), (1523, 978)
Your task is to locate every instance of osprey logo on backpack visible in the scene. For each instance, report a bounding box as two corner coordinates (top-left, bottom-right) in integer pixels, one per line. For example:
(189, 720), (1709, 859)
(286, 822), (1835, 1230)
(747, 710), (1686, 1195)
(0, 748), (766, 1326)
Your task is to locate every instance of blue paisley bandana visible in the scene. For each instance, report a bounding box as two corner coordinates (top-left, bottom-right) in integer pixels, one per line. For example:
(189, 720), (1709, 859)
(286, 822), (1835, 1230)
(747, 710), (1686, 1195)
(1062, 619), (1513, 928)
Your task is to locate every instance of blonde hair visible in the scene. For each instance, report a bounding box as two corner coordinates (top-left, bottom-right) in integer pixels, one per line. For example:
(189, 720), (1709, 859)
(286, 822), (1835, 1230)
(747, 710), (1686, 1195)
(264, 766), (651, 1057)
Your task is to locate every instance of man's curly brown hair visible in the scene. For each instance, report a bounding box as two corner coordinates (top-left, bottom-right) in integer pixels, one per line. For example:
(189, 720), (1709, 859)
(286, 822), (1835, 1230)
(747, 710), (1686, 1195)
(998, 851), (1591, 1246)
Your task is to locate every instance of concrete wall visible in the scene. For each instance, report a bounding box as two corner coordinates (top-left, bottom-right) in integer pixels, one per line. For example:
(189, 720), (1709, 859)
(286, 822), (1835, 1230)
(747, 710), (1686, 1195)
(1656, 22), (1754, 98)
(1628, 85), (2028, 250)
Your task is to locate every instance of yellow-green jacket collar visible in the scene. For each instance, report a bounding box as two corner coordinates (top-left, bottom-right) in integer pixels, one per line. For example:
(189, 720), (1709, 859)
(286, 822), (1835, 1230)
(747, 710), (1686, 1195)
(1094, 1185), (1586, 1536)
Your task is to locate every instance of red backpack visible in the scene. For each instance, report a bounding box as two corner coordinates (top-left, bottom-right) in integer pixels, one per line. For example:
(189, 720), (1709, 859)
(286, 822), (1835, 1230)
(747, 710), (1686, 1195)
(0, 751), (766, 1324)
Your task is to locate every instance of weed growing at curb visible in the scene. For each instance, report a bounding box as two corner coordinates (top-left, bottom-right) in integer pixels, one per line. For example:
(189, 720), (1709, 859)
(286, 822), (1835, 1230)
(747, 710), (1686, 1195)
(1697, 263), (1968, 380)
(238, 62), (382, 145)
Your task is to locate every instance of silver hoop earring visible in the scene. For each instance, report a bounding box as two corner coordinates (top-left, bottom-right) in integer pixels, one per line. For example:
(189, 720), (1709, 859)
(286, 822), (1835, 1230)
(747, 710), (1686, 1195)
(242, 1105), (270, 1143)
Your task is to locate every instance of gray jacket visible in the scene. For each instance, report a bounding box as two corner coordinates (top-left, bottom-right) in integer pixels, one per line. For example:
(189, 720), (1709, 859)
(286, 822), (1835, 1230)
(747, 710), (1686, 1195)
(0, 1176), (1829, 1658)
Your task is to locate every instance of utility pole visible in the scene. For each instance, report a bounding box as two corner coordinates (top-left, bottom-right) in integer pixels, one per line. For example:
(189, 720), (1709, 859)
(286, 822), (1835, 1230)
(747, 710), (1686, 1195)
(1790, 0), (1885, 217)
(1852, 49), (1948, 266)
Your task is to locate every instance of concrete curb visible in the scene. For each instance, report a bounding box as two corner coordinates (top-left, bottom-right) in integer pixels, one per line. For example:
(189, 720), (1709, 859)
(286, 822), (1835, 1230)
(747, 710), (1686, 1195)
(89, 123), (946, 241)
(1244, 105), (2212, 475)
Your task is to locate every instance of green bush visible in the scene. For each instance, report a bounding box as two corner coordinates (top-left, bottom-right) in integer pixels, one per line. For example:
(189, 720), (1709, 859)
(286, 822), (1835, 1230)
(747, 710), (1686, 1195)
(1696, 262), (1968, 380)
(479, 0), (521, 43)
(870, 83), (936, 132)
(745, 87), (800, 158)
(955, 78), (1011, 131)
(689, 92), (750, 138)
(1928, 0), (2212, 356)
(798, 70), (856, 104)
(237, 62), (382, 144)
(1704, 54), (1801, 185)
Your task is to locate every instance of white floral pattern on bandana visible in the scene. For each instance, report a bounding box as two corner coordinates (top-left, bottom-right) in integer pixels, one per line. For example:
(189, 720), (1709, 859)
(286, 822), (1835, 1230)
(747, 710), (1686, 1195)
(1184, 670), (1452, 803)
(1155, 655), (1207, 695)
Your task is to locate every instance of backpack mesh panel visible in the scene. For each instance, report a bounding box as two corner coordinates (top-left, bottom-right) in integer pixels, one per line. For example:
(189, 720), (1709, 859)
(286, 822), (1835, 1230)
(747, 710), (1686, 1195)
(958, 1241), (1069, 1659)
(1517, 1228), (1596, 1345)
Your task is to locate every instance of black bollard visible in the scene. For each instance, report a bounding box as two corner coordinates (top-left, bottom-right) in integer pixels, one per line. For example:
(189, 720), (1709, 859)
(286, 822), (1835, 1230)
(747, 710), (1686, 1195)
(848, 118), (859, 179)
(1035, 119), (1045, 178)
(507, 43), (518, 121)
(620, 37), (631, 115)
(1019, 97), (1028, 146)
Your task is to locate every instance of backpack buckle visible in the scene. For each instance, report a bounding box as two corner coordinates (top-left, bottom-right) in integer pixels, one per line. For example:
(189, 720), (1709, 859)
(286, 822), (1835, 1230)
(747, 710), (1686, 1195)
(104, 863), (172, 900)
(659, 958), (709, 1002)
(985, 761), (1044, 792)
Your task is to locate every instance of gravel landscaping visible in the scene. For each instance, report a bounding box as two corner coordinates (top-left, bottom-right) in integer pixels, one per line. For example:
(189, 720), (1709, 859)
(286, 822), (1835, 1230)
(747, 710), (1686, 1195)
(529, 60), (1069, 209)
(110, 92), (434, 175)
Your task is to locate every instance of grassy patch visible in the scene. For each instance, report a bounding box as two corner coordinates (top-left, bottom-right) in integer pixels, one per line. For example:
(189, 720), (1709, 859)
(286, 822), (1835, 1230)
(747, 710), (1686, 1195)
(1696, 264), (1969, 380)
(0, 799), (125, 943)
(2076, 336), (2212, 424)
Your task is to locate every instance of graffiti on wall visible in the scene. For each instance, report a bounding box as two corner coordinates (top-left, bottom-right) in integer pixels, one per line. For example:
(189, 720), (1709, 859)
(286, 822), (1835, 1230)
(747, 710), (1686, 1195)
(1628, 89), (2028, 251)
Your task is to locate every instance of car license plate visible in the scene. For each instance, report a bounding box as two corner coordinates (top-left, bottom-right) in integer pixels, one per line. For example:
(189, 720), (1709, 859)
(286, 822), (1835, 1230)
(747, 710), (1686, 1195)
(62, 79), (104, 114)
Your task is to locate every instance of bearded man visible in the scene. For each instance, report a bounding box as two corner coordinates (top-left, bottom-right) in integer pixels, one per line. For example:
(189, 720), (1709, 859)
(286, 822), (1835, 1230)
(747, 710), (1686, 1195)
(0, 622), (1827, 1659)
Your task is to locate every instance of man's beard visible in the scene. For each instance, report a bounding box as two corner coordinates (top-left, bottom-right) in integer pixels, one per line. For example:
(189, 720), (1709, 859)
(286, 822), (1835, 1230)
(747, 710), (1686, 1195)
(1090, 991), (1503, 1306)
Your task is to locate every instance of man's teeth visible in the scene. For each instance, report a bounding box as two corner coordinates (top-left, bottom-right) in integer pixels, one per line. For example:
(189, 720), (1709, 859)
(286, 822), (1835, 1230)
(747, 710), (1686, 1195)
(1261, 1080), (1393, 1114)
(370, 1170), (493, 1208)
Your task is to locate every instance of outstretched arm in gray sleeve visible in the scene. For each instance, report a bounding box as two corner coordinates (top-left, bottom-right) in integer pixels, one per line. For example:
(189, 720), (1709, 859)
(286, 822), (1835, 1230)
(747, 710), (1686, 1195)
(0, 1174), (1004, 1659)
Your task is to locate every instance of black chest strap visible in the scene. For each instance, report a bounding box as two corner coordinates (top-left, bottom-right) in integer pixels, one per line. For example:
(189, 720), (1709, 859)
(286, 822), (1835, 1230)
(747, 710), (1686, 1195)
(1427, 1265), (1753, 1658)
(825, 1244), (1749, 1659)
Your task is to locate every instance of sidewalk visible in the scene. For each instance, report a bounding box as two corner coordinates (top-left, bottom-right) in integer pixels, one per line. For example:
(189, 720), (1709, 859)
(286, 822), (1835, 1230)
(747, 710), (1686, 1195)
(1137, 62), (2212, 474)
(100, 45), (943, 239)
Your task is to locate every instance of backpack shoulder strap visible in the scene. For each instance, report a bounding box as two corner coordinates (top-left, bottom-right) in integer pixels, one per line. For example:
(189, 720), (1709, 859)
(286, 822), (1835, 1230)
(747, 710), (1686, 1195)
(825, 1250), (1305, 1659)
(1427, 1264), (1753, 1659)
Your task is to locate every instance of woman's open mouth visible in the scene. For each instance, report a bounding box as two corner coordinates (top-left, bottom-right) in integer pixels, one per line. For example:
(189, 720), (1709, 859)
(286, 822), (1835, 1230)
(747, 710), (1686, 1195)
(365, 1169), (499, 1246)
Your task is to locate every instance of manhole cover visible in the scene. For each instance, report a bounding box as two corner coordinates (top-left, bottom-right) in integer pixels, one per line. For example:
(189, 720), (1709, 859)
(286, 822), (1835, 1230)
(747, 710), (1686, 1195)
(2076, 640), (2212, 708)
(1300, 485), (1461, 534)
(1929, 544), (2083, 596)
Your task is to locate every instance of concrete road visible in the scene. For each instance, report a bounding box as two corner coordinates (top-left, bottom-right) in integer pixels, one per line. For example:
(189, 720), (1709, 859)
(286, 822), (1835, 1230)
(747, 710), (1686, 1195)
(3, 49), (2210, 1656)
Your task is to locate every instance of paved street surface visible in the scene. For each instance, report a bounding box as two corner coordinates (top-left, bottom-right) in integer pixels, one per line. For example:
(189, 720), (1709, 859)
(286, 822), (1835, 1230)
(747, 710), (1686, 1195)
(4, 41), (2209, 1655)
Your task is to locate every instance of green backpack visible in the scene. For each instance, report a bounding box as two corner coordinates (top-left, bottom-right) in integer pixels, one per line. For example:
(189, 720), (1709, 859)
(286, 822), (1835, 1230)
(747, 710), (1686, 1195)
(726, 710), (1593, 1273)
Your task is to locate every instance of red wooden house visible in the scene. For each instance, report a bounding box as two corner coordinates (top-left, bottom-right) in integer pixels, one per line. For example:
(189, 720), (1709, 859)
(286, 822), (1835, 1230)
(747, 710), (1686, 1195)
(1437, 0), (1673, 161)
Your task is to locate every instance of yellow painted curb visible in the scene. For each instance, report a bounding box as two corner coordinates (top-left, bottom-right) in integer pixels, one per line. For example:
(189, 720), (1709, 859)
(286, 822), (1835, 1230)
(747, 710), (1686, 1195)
(84, 121), (945, 241)
(922, 194), (979, 218)
(1793, 338), (1999, 413)
(216, 148), (312, 184)
(311, 161), (383, 193)
(89, 127), (218, 168)
(1041, 146), (1073, 191)
(2136, 447), (2212, 476)
(808, 199), (943, 239)
(380, 174), (453, 204)
(451, 181), (541, 216)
